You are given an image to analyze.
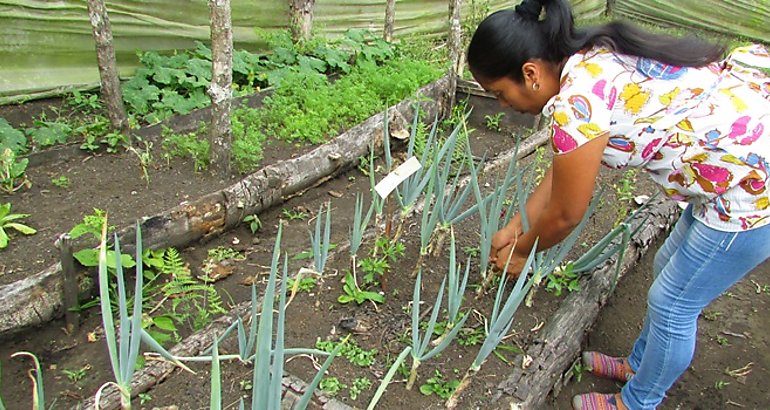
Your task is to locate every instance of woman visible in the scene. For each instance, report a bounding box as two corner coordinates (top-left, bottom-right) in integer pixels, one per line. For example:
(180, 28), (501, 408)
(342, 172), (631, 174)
(467, 0), (770, 409)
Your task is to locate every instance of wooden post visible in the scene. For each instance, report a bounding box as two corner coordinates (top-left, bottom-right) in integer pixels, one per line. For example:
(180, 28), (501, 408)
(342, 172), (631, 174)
(606, 0), (616, 16)
(55, 234), (80, 334)
(208, 0), (234, 177)
(447, 0), (463, 110)
(86, 0), (129, 135)
(289, 0), (316, 43)
(384, 0), (396, 42)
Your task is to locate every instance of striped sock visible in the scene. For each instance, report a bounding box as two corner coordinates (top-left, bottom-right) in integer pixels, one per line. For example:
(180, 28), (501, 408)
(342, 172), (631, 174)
(582, 351), (635, 382)
(572, 393), (628, 410)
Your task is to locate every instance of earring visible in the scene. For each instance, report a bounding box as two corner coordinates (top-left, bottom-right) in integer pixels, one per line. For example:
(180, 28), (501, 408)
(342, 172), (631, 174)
(532, 83), (540, 91)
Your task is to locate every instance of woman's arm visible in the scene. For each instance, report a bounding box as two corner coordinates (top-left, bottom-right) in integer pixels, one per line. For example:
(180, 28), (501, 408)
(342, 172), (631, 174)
(494, 133), (609, 273)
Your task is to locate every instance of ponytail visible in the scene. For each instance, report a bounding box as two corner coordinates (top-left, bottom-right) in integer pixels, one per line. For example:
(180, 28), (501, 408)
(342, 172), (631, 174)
(468, 0), (726, 82)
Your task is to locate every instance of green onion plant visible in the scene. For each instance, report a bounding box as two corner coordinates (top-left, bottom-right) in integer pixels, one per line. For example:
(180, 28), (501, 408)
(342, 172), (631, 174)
(445, 242), (538, 409)
(94, 222), (188, 409)
(366, 346), (412, 410)
(310, 203), (332, 274)
(431, 142), (487, 257)
(405, 270), (469, 390)
(469, 147), (521, 284)
(350, 192), (375, 281)
(9, 351), (47, 410)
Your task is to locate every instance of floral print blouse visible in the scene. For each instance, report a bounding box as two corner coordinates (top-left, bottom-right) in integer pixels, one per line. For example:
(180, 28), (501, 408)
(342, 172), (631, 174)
(544, 44), (770, 231)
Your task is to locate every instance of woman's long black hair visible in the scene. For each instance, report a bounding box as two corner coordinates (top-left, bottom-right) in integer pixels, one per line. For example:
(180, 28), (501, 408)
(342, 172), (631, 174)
(468, 0), (726, 82)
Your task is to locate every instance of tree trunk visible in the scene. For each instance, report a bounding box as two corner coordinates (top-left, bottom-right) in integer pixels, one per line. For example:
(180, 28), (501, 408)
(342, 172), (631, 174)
(606, 0), (616, 16)
(85, 0), (129, 135)
(289, 0), (315, 43)
(208, 0), (234, 177)
(447, 0), (463, 109)
(384, 0), (396, 42)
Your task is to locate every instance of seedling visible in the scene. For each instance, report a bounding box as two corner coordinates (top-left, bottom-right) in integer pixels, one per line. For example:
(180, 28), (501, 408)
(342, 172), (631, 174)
(0, 203), (37, 249)
(316, 338), (377, 367)
(1, 148), (31, 193)
(62, 364), (91, 383)
(419, 370), (460, 399)
(484, 112), (505, 132)
(281, 208), (308, 221)
(349, 377), (372, 400)
(349, 192), (375, 282)
(51, 175), (70, 189)
(319, 377), (346, 396)
(243, 214), (262, 234)
(310, 202), (332, 274)
(338, 271), (385, 305)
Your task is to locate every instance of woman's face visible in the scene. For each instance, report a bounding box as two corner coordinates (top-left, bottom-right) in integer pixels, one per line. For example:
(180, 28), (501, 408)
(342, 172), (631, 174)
(472, 59), (562, 116)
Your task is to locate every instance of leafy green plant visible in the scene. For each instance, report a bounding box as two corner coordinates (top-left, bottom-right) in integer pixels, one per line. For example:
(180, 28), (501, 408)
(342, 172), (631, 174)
(243, 214), (262, 234)
(51, 175), (70, 189)
(359, 256), (388, 286)
(419, 370), (460, 399)
(160, 248), (227, 333)
(66, 90), (103, 112)
(62, 364), (91, 384)
(26, 117), (71, 148)
(484, 112), (505, 132)
(281, 208), (308, 221)
(1, 148), (31, 193)
(319, 377), (346, 397)
(287, 276), (317, 293)
(0, 117), (27, 154)
(316, 338), (377, 367)
(161, 126), (209, 172)
(338, 271), (385, 305)
(69, 209), (135, 270)
(457, 327), (485, 347)
(0, 203), (36, 249)
(614, 169), (638, 225)
(349, 377), (372, 400)
(545, 263), (581, 296)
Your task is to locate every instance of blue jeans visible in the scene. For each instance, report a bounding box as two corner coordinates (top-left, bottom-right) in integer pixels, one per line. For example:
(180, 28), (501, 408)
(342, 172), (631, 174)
(622, 205), (770, 409)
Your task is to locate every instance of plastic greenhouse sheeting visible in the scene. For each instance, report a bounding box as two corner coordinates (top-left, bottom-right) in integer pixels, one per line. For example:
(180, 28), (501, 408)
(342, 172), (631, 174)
(614, 0), (769, 44)
(0, 0), (604, 104)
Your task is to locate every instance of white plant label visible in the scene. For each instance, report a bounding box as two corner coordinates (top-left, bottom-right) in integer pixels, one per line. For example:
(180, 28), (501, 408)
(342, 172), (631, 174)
(374, 156), (422, 199)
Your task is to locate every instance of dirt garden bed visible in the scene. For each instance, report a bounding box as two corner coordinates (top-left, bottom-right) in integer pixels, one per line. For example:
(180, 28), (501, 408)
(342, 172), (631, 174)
(0, 79), (672, 410)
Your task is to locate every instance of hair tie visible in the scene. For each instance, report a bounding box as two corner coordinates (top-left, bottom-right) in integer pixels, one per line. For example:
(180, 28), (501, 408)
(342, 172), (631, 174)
(515, 0), (542, 21)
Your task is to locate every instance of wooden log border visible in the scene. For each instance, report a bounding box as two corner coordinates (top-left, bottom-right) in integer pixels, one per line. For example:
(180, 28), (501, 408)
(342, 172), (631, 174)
(0, 76), (451, 337)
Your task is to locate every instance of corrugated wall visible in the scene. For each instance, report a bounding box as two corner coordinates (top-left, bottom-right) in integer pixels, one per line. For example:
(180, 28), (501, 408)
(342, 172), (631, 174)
(614, 0), (769, 43)
(0, 0), (600, 102)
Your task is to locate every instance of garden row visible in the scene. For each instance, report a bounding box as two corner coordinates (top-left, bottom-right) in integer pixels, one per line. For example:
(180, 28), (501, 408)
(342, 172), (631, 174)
(1, 83), (675, 409)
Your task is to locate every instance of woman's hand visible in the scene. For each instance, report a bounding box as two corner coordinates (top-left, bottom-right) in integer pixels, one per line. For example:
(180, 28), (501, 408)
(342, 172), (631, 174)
(492, 242), (529, 278)
(489, 217), (523, 265)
